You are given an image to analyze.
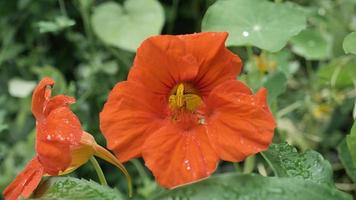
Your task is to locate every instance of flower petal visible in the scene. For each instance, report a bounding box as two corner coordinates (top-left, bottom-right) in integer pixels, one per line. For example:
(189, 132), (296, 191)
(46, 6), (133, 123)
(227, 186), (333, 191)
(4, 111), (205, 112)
(205, 81), (276, 162)
(59, 132), (95, 176)
(3, 157), (44, 200)
(128, 32), (242, 96)
(128, 35), (201, 94)
(36, 106), (82, 174)
(31, 78), (54, 121)
(100, 81), (166, 162)
(142, 121), (218, 188)
(179, 32), (242, 96)
(44, 95), (76, 117)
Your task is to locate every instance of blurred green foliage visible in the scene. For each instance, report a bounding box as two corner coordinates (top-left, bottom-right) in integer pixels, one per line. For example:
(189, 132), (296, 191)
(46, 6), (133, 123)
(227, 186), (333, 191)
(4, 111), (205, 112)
(0, 0), (356, 199)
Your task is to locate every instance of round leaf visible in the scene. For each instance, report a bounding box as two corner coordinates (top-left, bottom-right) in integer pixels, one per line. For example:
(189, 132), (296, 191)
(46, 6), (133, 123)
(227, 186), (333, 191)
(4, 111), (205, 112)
(91, 0), (164, 52)
(152, 173), (351, 200)
(343, 32), (356, 54)
(202, 0), (307, 52)
(290, 29), (332, 60)
(8, 78), (36, 98)
(261, 143), (333, 185)
(262, 71), (288, 104)
(34, 177), (124, 200)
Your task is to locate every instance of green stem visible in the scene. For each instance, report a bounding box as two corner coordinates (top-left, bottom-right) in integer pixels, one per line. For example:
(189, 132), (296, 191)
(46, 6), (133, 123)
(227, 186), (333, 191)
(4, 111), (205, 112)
(246, 46), (254, 60)
(277, 101), (302, 118)
(233, 162), (241, 172)
(58, 0), (68, 16)
(243, 155), (255, 174)
(167, 0), (180, 34)
(90, 157), (108, 186)
(130, 159), (150, 184)
(305, 60), (316, 100)
(76, 0), (95, 51)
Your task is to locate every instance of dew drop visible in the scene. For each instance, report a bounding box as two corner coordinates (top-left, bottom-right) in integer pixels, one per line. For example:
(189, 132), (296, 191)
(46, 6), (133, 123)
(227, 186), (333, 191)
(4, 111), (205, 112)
(240, 138), (245, 144)
(198, 117), (206, 125)
(58, 135), (65, 141)
(184, 160), (191, 171)
(242, 31), (249, 37)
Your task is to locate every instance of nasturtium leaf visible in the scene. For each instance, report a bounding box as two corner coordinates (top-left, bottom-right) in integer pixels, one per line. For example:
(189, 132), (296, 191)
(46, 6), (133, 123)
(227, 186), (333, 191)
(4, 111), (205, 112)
(343, 32), (356, 54)
(338, 139), (356, 182)
(346, 121), (356, 165)
(91, 0), (164, 52)
(261, 143), (333, 185)
(37, 16), (75, 33)
(33, 177), (124, 200)
(202, 0), (307, 52)
(290, 29), (332, 60)
(8, 78), (36, 98)
(262, 71), (288, 104)
(265, 50), (300, 77)
(151, 173), (351, 200)
(317, 56), (356, 88)
(32, 66), (67, 94)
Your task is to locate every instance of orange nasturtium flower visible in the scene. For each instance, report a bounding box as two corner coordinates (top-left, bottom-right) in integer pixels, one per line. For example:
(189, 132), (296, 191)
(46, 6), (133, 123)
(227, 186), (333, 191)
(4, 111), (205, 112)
(3, 78), (131, 200)
(100, 32), (276, 188)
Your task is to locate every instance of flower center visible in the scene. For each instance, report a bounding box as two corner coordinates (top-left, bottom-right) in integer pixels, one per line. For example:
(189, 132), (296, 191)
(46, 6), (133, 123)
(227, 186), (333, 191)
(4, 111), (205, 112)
(168, 83), (202, 112)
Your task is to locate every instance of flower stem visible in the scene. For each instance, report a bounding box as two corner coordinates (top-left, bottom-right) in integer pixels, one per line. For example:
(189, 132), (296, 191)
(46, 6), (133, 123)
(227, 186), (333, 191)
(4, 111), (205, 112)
(90, 156), (108, 186)
(131, 159), (150, 184)
(243, 155), (255, 174)
(233, 162), (242, 172)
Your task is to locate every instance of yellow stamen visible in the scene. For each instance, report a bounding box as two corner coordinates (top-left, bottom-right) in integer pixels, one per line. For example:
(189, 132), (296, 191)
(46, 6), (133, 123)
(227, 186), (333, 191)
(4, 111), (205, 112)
(176, 83), (185, 108)
(169, 83), (202, 111)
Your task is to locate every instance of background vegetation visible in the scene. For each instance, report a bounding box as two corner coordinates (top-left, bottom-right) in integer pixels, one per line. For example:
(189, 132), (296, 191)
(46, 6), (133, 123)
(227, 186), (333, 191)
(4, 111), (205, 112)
(0, 0), (355, 199)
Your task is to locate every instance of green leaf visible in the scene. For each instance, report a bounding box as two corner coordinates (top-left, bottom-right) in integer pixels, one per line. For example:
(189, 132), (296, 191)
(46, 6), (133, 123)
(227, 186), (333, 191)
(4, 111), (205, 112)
(343, 32), (356, 54)
(91, 0), (164, 52)
(151, 173), (351, 200)
(37, 16), (75, 33)
(8, 78), (36, 98)
(33, 177), (124, 200)
(317, 56), (356, 88)
(261, 143), (333, 185)
(338, 139), (356, 182)
(346, 121), (356, 165)
(267, 50), (299, 77)
(202, 0), (306, 52)
(290, 29), (332, 60)
(262, 71), (288, 104)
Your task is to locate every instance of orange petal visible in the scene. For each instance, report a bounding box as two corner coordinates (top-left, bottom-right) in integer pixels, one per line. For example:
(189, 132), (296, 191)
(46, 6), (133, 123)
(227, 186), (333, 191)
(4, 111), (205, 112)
(128, 34), (200, 94)
(100, 81), (166, 162)
(36, 139), (71, 175)
(179, 32), (242, 96)
(36, 107), (82, 174)
(205, 80), (276, 162)
(255, 88), (271, 112)
(44, 95), (76, 117)
(31, 78), (54, 121)
(3, 157), (44, 200)
(142, 121), (219, 188)
(59, 134), (95, 175)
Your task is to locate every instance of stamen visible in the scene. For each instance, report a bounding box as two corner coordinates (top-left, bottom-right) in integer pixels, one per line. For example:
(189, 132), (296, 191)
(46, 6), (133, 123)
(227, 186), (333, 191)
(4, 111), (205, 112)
(176, 83), (185, 108)
(168, 83), (202, 111)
